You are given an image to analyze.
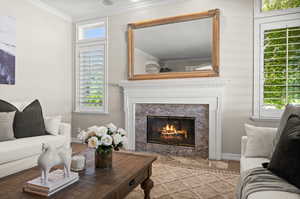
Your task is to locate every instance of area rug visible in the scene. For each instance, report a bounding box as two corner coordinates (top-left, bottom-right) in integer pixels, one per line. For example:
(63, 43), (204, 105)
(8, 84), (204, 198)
(126, 155), (240, 199)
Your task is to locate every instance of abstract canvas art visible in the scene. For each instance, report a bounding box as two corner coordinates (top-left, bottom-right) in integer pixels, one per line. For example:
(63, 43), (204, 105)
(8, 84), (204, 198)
(0, 16), (15, 85)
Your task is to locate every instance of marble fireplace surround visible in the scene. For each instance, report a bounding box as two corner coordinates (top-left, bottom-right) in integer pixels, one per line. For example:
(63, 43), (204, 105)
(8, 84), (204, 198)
(119, 78), (227, 160)
(135, 104), (209, 157)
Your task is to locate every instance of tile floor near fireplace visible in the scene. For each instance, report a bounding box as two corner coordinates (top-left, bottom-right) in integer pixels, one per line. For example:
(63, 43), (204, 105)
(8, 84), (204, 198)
(135, 104), (209, 158)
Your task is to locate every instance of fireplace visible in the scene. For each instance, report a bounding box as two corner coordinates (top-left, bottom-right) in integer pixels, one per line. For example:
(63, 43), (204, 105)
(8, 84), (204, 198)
(147, 116), (196, 147)
(121, 78), (226, 159)
(135, 104), (209, 157)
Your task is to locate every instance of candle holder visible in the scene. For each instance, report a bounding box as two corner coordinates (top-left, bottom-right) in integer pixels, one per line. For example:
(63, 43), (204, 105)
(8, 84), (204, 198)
(71, 155), (86, 171)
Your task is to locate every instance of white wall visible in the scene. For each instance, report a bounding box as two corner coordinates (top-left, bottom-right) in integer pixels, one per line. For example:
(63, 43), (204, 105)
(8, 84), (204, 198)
(0, 0), (72, 121)
(72, 0), (278, 154)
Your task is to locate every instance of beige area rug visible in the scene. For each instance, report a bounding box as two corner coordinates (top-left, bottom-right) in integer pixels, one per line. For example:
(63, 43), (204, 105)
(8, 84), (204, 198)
(126, 155), (240, 199)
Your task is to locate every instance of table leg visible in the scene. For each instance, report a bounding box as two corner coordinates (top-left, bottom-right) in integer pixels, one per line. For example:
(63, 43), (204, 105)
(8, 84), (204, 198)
(141, 178), (153, 199)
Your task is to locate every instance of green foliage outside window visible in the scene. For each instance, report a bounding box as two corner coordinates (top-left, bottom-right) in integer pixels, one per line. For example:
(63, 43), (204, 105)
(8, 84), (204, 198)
(82, 78), (104, 107)
(264, 26), (300, 109)
(80, 51), (104, 108)
(262, 0), (300, 11)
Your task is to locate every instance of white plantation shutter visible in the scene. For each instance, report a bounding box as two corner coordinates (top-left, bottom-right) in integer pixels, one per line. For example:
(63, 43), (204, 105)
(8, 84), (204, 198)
(75, 19), (108, 113)
(76, 45), (106, 112)
(253, 2), (300, 119)
(262, 24), (300, 110)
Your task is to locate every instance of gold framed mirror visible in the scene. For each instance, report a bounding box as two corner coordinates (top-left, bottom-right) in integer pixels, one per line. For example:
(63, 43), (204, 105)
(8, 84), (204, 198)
(128, 9), (220, 80)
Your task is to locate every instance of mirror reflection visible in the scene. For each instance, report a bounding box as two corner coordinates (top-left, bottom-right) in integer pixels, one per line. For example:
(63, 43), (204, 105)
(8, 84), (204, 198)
(134, 18), (213, 75)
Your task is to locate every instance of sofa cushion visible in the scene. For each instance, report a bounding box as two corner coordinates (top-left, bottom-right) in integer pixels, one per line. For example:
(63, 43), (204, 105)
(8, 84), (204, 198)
(268, 114), (300, 189)
(0, 135), (66, 165)
(240, 156), (300, 199)
(0, 112), (16, 141)
(248, 191), (300, 199)
(244, 124), (277, 158)
(240, 156), (269, 172)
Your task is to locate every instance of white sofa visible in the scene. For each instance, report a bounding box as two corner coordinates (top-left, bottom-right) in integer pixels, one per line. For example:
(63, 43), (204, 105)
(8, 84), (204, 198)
(0, 121), (71, 179)
(240, 136), (300, 199)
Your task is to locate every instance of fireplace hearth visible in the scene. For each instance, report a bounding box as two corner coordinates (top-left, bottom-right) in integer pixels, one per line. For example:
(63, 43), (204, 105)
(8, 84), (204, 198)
(147, 116), (195, 147)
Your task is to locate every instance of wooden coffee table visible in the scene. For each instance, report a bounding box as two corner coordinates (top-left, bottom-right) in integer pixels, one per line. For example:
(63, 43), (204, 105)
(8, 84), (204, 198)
(0, 148), (157, 199)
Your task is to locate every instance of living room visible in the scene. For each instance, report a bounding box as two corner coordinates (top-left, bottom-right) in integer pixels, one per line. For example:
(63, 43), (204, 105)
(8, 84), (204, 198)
(0, 0), (299, 198)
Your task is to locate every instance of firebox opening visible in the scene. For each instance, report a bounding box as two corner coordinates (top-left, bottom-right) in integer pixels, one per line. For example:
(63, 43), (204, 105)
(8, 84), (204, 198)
(147, 116), (196, 147)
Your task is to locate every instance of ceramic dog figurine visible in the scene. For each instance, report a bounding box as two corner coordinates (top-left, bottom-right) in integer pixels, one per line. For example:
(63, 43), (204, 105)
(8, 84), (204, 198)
(38, 144), (72, 184)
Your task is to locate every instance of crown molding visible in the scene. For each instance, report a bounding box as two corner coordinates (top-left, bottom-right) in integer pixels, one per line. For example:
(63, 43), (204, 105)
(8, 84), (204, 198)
(74, 0), (187, 22)
(27, 0), (72, 22)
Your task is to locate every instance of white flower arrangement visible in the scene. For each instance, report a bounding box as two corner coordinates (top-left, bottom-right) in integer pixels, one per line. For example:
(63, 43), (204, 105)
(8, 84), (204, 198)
(77, 123), (127, 154)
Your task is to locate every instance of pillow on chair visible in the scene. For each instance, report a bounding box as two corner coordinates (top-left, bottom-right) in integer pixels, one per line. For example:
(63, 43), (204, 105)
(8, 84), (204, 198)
(268, 114), (300, 189)
(244, 124), (277, 157)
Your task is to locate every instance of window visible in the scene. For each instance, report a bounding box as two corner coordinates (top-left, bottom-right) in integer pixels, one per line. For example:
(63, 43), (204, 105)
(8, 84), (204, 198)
(253, 1), (300, 119)
(262, 0), (300, 12)
(263, 25), (300, 109)
(83, 27), (105, 40)
(75, 18), (108, 113)
(254, 0), (300, 18)
(77, 22), (106, 41)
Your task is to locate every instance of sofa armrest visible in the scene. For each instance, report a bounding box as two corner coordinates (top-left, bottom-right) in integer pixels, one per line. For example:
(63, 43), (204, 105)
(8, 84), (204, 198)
(241, 136), (248, 156)
(59, 123), (71, 147)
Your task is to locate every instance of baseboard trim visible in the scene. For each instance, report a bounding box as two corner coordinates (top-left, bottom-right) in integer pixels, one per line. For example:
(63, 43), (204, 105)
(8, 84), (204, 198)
(222, 153), (241, 161)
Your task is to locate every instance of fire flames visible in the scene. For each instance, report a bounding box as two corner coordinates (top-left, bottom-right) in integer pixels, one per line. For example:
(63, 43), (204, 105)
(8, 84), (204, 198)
(160, 124), (188, 139)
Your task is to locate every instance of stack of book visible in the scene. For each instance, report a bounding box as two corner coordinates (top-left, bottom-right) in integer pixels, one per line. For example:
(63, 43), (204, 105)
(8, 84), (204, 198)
(23, 169), (79, 197)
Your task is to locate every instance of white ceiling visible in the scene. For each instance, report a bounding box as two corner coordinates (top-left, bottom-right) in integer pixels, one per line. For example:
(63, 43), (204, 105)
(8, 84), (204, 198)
(135, 18), (212, 60)
(37, 0), (181, 21)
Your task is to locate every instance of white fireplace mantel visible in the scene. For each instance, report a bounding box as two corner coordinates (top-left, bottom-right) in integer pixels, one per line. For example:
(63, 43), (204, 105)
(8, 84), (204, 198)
(119, 78), (228, 160)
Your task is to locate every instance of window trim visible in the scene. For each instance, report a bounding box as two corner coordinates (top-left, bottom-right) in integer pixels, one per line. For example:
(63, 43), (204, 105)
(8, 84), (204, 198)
(253, 13), (300, 120)
(74, 17), (109, 114)
(254, 0), (300, 19)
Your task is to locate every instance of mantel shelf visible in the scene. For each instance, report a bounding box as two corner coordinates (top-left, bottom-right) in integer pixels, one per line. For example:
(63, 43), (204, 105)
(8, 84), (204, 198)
(119, 78), (229, 89)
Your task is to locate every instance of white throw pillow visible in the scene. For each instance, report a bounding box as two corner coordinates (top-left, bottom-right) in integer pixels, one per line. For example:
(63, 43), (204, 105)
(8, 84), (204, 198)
(44, 116), (62, 135)
(0, 112), (16, 141)
(10, 100), (35, 112)
(244, 124), (277, 158)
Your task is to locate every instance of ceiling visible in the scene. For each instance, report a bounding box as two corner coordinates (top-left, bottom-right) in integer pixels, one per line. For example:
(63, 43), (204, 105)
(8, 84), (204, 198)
(38, 0), (180, 21)
(135, 18), (212, 60)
